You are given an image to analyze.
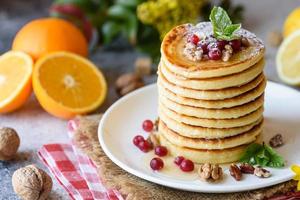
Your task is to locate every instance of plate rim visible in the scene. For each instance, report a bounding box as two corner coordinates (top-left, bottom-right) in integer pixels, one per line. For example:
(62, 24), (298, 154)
(98, 81), (296, 193)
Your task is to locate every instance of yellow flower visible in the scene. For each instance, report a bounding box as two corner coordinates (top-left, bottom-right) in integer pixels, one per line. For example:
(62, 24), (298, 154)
(137, 0), (205, 39)
(291, 164), (300, 190)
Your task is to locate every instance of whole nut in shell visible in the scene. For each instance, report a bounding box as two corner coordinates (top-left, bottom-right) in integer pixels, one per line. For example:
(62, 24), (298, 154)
(267, 31), (283, 47)
(134, 57), (152, 76)
(115, 73), (144, 96)
(0, 127), (20, 160)
(12, 165), (53, 200)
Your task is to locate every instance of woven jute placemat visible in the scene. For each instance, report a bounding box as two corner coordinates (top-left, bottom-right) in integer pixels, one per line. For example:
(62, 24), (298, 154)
(73, 115), (297, 200)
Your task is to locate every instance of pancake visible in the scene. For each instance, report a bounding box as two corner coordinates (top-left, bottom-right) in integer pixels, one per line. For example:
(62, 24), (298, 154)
(159, 133), (254, 164)
(159, 120), (262, 150)
(158, 70), (265, 100)
(156, 22), (266, 164)
(159, 109), (263, 139)
(159, 94), (264, 119)
(161, 22), (265, 79)
(159, 104), (264, 128)
(160, 58), (264, 90)
(158, 77), (266, 109)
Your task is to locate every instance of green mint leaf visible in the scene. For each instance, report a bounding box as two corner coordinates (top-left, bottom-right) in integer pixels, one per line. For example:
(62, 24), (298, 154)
(239, 143), (285, 168)
(239, 143), (263, 163)
(209, 6), (241, 40)
(224, 24), (241, 36)
(256, 148), (270, 161)
(214, 34), (240, 41)
(264, 144), (285, 168)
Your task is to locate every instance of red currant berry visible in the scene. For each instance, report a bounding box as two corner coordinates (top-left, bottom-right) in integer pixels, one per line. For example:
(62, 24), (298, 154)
(216, 40), (227, 50)
(189, 34), (200, 45)
(154, 146), (168, 157)
(150, 157), (164, 170)
(174, 156), (185, 166)
(142, 120), (153, 132)
(138, 140), (151, 152)
(133, 135), (144, 146)
(229, 39), (241, 52)
(198, 40), (209, 54)
(180, 159), (194, 172)
(208, 48), (222, 60)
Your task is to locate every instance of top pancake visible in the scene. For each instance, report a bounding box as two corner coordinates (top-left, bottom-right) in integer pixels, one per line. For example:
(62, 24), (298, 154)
(161, 22), (265, 78)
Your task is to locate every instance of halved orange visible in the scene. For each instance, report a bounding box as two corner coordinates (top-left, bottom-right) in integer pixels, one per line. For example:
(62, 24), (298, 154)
(0, 51), (33, 113)
(33, 52), (107, 119)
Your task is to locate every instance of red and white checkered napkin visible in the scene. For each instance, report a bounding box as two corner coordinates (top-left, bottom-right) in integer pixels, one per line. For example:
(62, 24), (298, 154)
(38, 120), (124, 200)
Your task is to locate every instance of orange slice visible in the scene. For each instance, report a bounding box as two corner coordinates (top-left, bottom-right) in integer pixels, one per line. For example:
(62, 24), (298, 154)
(33, 51), (107, 119)
(0, 51), (33, 113)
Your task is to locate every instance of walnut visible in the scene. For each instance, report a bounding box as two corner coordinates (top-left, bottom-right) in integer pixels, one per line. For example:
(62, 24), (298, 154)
(254, 166), (271, 178)
(267, 31), (283, 47)
(115, 73), (145, 96)
(12, 165), (53, 200)
(269, 134), (284, 148)
(222, 45), (233, 62)
(198, 163), (223, 181)
(0, 127), (20, 160)
(135, 57), (152, 76)
(211, 164), (223, 180)
(183, 43), (203, 61)
(229, 164), (242, 181)
(239, 163), (255, 174)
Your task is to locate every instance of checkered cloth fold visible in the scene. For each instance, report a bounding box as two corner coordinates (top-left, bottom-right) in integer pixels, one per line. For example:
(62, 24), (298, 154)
(38, 119), (123, 200)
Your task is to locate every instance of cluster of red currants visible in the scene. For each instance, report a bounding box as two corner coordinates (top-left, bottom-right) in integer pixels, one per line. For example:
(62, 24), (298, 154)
(132, 119), (195, 172)
(132, 120), (154, 152)
(188, 34), (242, 60)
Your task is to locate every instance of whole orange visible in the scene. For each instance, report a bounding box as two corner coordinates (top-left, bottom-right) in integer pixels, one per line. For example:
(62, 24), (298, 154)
(12, 18), (88, 60)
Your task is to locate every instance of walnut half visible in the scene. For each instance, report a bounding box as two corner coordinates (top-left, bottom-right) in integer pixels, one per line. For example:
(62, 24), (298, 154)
(254, 166), (271, 178)
(198, 163), (223, 181)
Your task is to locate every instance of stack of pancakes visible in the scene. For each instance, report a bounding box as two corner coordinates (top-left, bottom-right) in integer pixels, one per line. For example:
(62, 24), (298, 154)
(157, 22), (266, 164)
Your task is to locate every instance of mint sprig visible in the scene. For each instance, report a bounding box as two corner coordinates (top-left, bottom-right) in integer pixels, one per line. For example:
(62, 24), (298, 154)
(239, 143), (285, 168)
(209, 6), (241, 41)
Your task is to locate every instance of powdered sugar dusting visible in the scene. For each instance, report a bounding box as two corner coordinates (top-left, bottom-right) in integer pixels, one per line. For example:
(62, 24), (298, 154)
(182, 22), (264, 62)
(192, 22), (263, 48)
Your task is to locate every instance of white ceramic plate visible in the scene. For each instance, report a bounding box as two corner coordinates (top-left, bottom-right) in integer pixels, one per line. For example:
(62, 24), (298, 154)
(98, 81), (300, 193)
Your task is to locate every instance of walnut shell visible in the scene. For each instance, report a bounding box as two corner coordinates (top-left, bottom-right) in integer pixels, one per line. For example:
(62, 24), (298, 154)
(115, 73), (144, 96)
(12, 165), (53, 200)
(0, 127), (20, 160)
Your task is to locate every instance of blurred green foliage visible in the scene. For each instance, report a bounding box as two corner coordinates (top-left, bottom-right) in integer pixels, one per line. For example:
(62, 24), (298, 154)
(52, 0), (244, 62)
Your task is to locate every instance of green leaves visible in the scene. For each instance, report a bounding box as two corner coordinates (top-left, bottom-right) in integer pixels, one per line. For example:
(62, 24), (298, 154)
(209, 6), (241, 40)
(239, 143), (285, 168)
(102, 3), (139, 45)
(264, 145), (285, 168)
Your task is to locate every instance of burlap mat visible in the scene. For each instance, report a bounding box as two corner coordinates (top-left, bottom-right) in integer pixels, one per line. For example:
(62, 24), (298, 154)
(73, 114), (297, 200)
